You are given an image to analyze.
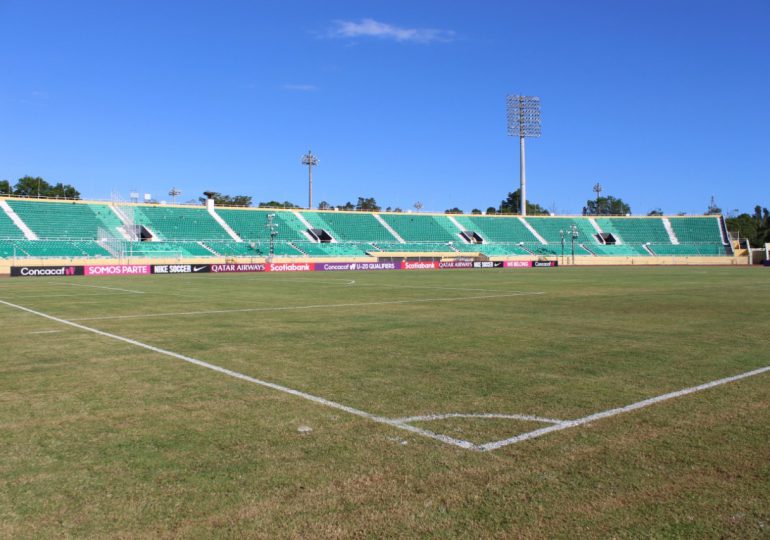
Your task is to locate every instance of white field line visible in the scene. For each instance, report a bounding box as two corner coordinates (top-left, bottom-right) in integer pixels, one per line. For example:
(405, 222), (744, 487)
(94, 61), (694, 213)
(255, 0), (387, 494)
(0, 292), (145, 300)
(49, 282), (146, 294)
(68, 291), (545, 322)
(168, 275), (358, 286)
(207, 275), (513, 293)
(346, 283), (528, 293)
(27, 329), (62, 334)
(478, 364), (770, 452)
(395, 413), (564, 424)
(0, 299), (475, 451)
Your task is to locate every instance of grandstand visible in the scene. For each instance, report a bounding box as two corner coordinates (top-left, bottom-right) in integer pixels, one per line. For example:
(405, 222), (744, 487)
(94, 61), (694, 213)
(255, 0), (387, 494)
(0, 196), (737, 265)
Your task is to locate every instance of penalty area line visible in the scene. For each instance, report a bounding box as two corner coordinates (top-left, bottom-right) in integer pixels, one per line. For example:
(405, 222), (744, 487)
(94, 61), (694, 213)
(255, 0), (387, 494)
(67, 291), (545, 322)
(0, 298), (477, 451)
(49, 282), (146, 294)
(479, 364), (770, 452)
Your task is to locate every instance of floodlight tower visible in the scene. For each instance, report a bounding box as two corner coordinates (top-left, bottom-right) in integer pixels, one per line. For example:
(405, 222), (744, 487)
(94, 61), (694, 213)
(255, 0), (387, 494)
(506, 95), (541, 215)
(168, 187), (181, 204)
(266, 213), (278, 261)
(301, 150), (319, 209)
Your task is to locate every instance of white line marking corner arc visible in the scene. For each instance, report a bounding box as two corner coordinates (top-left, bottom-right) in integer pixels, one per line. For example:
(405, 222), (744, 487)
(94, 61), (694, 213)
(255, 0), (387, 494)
(0, 298), (767, 453)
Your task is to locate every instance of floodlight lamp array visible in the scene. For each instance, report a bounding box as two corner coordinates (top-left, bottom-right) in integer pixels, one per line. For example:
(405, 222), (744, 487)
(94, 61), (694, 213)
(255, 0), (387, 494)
(301, 150), (319, 167)
(506, 95), (541, 138)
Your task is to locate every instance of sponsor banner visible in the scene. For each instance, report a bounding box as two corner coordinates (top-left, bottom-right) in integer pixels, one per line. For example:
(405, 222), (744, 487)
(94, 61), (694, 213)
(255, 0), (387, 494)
(438, 261), (474, 269)
(314, 261), (400, 271)
(533, 260), (558, 267)
(266, 262), (313, 273)
(314, 262), (355, 272)
(84, 265), (151, 276)
(401, 261), (439, 270)
(763, 260), (770, 267)
(504, 261), (533, 268)
(472, 261), (505, 269)
(210, 263), (266, 273)
(11, 265), (84, 277)
(152, 264), (211, 274)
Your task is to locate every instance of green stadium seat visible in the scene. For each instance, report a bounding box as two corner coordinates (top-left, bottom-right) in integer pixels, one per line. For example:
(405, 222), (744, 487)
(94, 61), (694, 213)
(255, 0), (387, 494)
(217, 208), (309, 242)
(302, 211), (396, 242)
(7, 199), (123, 239)
(132, 205), (231, 241)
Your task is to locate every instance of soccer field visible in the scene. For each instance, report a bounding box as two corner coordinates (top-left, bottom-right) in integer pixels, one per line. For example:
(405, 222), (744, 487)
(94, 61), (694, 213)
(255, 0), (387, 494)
(1, 267), (768, 537)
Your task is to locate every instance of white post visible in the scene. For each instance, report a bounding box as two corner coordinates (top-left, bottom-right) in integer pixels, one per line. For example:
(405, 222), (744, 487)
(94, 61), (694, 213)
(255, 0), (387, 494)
(520, 135), (527, 216)
(308, 166), (313, 210)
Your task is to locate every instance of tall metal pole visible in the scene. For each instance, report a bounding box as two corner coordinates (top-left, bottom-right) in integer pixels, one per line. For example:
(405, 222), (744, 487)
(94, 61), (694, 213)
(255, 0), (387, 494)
(520, 135), (526, 215)
(569, 224), (578, 264)
(301, 150), (319, 210)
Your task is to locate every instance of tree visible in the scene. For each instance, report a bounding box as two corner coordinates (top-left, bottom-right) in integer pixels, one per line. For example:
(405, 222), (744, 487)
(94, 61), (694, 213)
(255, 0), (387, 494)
(49, 182), (80, 199)
(583, 196), (631, 216)
(200, 192), (253, 206)
(0, 179), (10, 195)
(337, 201), (355, 211)
(485, 207), (497, 215)
(12, 176), (80, 199)
(726, 213), (758, 245)
(499, 189), (549, 215)
(318, 201), (332, 210)
(14, 176), (50, 197)
(355, 197), (380, 212)
(258, 200), (297, 209)
(647, 208), (663, 216)
(471, 208), (482, 215)
(706, 196), (722, 215)
(445, 207), (463, 214)
(726, 205), (770, 247)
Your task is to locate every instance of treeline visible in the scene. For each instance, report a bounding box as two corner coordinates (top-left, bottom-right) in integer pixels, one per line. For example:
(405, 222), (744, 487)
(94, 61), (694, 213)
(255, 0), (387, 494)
(0, 176), (80, 199)
(726, 207), (770, 248)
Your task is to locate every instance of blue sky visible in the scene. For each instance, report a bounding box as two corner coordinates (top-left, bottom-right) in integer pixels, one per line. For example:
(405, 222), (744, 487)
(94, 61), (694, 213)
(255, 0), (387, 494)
(1, 0), (768, 215)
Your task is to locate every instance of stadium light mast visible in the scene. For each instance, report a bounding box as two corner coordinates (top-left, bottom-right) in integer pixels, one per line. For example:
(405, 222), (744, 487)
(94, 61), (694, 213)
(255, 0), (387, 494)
(506, 95), (541, 216)
(568, 224), (579, 264)
(266, 213), (278, 262)
(301, 150), (319, 209)
(593, 182), (602, 200)
(168, 187), (181, 204)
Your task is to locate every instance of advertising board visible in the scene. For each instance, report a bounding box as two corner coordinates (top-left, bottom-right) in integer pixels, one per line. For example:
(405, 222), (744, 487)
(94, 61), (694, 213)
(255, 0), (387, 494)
(314, 262), (355, 271)
(152, 264), (211, 274)
(210, 263), (266, 273)
(84, 265), (152, 276)
(314, 261), (401, 271)
(11, 265), (84, 277)
(266, 262), (313, 272)
(438, 261), (474, 269)
(401, 261), (439, 270)
(472, 261), (504, 268)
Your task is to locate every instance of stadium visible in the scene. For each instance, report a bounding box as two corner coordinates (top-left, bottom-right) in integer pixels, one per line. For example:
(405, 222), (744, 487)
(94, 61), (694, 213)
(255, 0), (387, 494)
(1, 193), (768, 537)
(2, 2), (769, 539)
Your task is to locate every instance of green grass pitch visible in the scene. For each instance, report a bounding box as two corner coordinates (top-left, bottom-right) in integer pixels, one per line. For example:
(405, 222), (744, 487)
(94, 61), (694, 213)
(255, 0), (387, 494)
(1, 266), (768, 537)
